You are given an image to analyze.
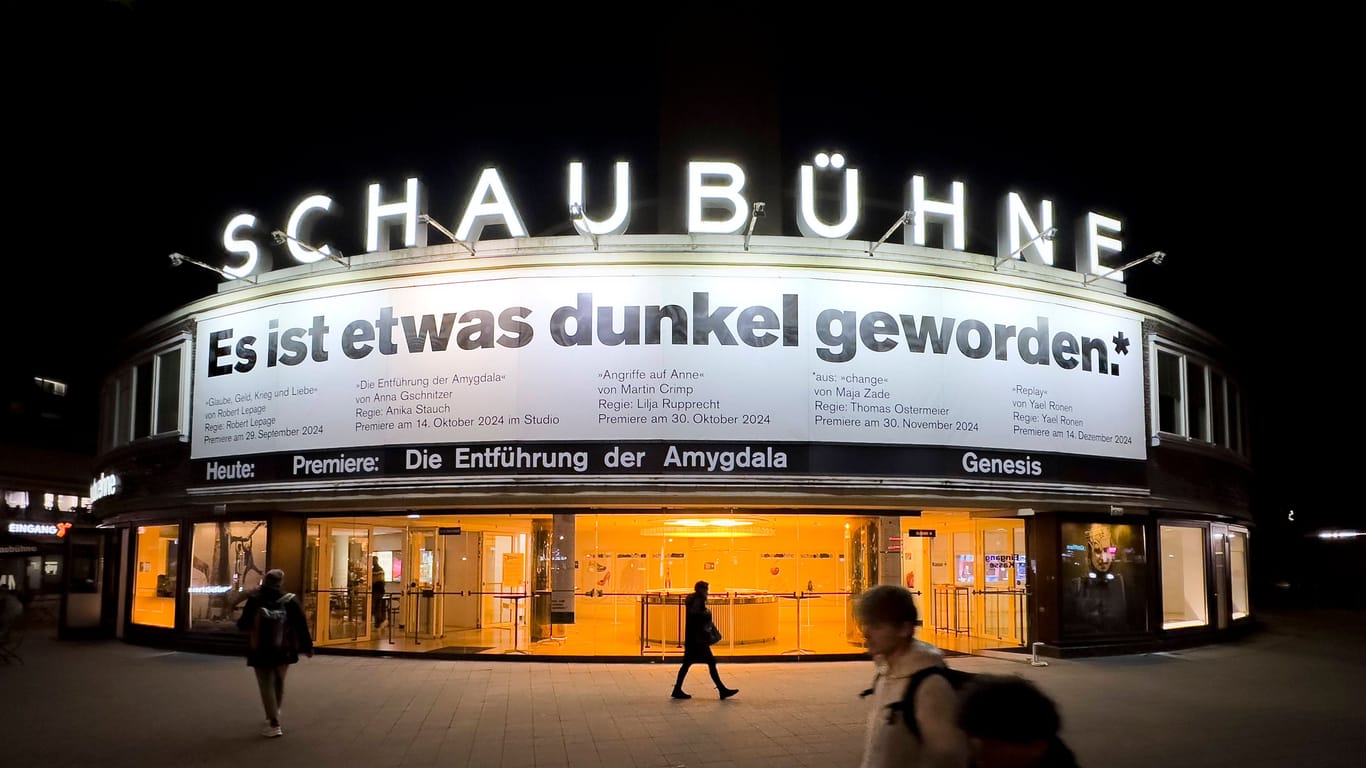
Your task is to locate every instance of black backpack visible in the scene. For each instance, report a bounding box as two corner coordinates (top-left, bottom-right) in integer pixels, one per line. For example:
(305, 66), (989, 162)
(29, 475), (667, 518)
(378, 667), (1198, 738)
(252, 593), (296, 653)
(861, 664), (978, 740)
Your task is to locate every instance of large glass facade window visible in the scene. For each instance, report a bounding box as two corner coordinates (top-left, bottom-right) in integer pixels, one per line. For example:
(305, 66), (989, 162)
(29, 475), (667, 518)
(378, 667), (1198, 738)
(1060, 522), (1150, 637)
(1229, 529), (1249, 620)
(1160, 525), (1208, 629)
(301, 513), (886, 656)
(189, 521), (268, 632)
(132, 524), (179, 628)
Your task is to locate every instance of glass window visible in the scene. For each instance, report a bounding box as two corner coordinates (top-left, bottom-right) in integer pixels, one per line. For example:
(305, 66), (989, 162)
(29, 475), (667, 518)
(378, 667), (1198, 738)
(1187, 361), (1208, 442)
(34, 376), (68, 396)
(1211, 372), (1228, 448)
(1231, 389), (1244, 456)
(155, 348), (182, 434)
(189, 521), (268, 633)
(114, 368), (133, 447)
(133, 524), (179, 628)
(69, 543), (100, 593)
(1157, 350), (1183, 434)
(1229, 529), (1249, 620)
(4, 490), (29, 508)
(99, 381), (116, 452)
(56, 495), (79, 513)
(43, 493), (56, 510)
(133, 360), (154, 439)
(1160, 526), (1208, 629)
(1060, 522), (1150, 637)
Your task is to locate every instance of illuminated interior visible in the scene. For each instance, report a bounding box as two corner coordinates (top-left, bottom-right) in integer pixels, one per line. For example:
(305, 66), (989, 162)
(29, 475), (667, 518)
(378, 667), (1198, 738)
(299, 510), (1028, 656)
(132, 524), (178, 628)
(1160, 525), (1208, 629)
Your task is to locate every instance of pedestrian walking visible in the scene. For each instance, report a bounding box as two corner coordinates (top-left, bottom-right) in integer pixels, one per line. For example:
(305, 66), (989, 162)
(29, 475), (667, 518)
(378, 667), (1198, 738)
(237, 568), (314, 738)
(856, 584), (968, 768)
(671, 580), (739, 700)
(959, 675), (1079, 768)
(371, 556), (387, 629)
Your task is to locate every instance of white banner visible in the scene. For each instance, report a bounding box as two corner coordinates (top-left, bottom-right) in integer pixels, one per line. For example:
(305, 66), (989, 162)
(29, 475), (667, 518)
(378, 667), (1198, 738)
(191, 265), (1145, 462)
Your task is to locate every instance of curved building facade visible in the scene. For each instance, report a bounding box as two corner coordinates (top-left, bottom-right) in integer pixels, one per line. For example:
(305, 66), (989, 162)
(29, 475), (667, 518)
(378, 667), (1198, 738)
(91, 232), (1252, 659)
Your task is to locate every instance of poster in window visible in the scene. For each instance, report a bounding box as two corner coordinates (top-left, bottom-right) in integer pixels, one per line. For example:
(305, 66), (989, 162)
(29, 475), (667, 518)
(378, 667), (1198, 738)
(1060, 522), (1149, 637)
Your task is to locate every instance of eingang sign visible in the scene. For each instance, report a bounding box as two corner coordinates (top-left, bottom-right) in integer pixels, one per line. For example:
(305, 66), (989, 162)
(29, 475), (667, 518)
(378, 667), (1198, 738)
(217, 158), (1130, 284)
(7, 522), (72, 538)
(190, 264), (1146, 487)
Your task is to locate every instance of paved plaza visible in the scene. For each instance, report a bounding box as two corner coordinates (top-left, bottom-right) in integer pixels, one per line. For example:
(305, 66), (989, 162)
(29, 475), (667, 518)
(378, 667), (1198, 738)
(3, 609), (1363, 767)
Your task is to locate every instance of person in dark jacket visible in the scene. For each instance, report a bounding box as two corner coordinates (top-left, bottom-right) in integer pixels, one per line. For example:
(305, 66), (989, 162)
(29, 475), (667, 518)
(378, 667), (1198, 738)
(236, 568), (314, 738)
(371, 556), (387, 629)
(958, 675), (1079, 768)
(671, 580), (739, 700)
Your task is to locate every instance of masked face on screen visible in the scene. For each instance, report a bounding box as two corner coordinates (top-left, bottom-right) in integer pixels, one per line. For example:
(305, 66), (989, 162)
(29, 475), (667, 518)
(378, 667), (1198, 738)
(1085, 525), (1116, 573)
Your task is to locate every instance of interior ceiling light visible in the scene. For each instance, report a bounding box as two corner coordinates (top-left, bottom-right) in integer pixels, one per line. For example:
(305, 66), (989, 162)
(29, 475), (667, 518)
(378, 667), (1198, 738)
(663, 518), (754, 528)
(641, 525), (775, 538)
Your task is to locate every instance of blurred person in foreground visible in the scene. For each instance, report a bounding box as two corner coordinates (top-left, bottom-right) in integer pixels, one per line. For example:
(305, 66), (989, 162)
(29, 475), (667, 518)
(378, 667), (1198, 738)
(856, 584), (967, 768)
(959, 675), (1079, 768)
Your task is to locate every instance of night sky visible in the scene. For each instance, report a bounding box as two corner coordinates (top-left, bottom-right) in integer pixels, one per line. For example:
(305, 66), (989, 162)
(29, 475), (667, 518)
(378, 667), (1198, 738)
(9, 3), (1353, 542)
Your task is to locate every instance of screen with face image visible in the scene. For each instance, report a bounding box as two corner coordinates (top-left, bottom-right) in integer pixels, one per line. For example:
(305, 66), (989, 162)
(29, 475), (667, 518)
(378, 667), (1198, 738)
(1060, 522), (1149, 637)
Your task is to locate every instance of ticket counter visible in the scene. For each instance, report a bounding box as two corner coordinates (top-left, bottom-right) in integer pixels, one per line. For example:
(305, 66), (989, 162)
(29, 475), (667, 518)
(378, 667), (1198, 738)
(643, 588), (779, 646)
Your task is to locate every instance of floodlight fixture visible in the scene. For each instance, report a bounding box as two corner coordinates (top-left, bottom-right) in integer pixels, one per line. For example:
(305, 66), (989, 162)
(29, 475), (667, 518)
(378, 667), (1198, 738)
(419, 214), (476, 256)
(743, 201), (766, 251)
(1084, 250), (1167, 285)
(569, 203), (599, 250)
(168, 252), (256, 284)
(994, 226), (1059, 270)
(271, 230), (350, 268)
(867, 210), (915, 255)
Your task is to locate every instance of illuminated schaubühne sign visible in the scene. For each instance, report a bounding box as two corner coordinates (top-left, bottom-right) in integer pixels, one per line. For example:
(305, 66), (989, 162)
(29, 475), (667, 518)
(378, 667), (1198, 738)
(218, 156), (1128, 283)
(193, 154), (1151, 489)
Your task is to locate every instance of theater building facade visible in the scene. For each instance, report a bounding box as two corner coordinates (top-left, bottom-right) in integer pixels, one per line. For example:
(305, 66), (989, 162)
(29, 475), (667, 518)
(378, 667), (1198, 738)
(90, 164), (1252, 659)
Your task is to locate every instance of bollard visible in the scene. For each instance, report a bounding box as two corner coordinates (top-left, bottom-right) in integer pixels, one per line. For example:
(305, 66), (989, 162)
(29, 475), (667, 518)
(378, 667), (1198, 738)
(1030, 641), (1049, 667)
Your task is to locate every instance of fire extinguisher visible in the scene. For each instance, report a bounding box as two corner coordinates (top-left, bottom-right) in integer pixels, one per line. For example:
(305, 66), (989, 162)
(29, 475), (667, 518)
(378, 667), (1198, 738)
(906, 571), (915, 589)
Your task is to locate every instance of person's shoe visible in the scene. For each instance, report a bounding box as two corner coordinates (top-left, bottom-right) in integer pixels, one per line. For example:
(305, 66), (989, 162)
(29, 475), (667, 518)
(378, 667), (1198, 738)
(671, 689), (692, 699)
(261, 724), (283, 738)
(719, 687), (739, 700)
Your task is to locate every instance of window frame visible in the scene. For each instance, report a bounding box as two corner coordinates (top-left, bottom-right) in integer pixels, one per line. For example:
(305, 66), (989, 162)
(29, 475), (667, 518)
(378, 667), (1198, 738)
(1158, 522), (1210, 631)
(1149, 337), (1247, 459)
(101, 335), (192, 452)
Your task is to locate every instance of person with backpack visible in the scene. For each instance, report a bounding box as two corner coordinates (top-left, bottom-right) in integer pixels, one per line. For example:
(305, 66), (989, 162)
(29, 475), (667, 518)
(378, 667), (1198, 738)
(236, 568), (313, 738)
(856, 584), (968, 768)
(958, 675), (1079, 768)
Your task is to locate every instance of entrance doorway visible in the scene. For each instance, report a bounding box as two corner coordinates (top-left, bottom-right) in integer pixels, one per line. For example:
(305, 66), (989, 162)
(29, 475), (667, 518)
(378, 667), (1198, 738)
(306, 523), (373, 645)
(902, 513), (1028, 652)
(305, 515), (534, 652)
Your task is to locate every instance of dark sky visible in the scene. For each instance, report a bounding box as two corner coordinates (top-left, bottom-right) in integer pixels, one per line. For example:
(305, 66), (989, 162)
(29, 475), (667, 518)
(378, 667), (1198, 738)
(10, 3), (1353, 530)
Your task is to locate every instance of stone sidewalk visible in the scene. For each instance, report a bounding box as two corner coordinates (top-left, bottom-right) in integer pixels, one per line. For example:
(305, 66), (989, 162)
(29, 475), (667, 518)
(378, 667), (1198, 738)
(3, 610), (1363, 767)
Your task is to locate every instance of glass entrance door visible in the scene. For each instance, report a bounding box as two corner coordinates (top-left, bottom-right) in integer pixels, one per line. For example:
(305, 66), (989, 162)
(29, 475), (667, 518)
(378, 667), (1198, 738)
(441, 531), (481, 632)
(318, 525), (371, 645)
(406, 529), (443, 638)
(976, 520), (1026, 644)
